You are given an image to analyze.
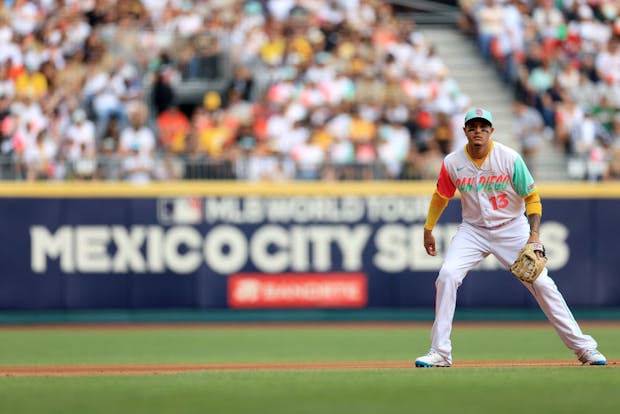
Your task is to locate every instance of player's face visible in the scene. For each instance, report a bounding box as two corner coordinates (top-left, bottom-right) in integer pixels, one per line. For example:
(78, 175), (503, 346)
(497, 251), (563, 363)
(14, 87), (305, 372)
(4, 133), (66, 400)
(463, 120), (493, 148)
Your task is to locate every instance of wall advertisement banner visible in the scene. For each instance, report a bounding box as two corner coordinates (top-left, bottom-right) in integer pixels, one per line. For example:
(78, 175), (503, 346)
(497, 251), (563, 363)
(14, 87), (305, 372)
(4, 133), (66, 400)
(1, 193), (618, 310)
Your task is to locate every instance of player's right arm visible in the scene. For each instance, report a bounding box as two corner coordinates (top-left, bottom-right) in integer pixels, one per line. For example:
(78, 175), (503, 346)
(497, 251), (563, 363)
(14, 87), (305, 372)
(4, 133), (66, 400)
(424, 162), (455, 256)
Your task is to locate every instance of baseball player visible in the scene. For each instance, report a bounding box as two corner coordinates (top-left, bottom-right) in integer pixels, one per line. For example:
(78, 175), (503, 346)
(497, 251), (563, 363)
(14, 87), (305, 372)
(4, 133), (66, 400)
(414, 108), (607, 367)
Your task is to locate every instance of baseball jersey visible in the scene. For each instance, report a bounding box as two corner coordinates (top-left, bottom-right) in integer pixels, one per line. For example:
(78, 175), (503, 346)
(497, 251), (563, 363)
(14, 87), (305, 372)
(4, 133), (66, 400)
(436, 141), (536, 228)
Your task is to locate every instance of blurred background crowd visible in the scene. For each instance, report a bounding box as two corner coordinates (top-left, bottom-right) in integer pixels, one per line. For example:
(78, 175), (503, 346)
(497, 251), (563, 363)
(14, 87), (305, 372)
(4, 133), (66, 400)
(460, 0), (620, 181)
(0, 0), (619, 182)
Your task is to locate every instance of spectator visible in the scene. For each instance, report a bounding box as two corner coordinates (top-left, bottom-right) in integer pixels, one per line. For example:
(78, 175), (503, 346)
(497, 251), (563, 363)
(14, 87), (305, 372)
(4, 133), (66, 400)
(154, 146), (184, 181)
(603, 146), (620, 180)
(185, 35), (223, 80)
(432, 111), (454, 156)
(119, 101), (156, 156)
(513, 100), (545, 162)
(97, 136), (121, 181)
(70, 141), (98, 181)
(291, 133), (325, 180)
(84, 64), (127, 140)
(65, 108), (96, 164)
(555, 93), (585, 154)
(121, 141), (155, 184)
(15, 61), (48, 101)
(24, 129), (57, 181)
(531, 0), (565, 41)
(377, 117), (411, 178)
(225, 64), (255, 103)
(594, 38), (620, 87)
(156, 104), (190, 154)
(150, 69), (175, 116)
(0, 0), (478, 183)
(475, 0), (505, 61)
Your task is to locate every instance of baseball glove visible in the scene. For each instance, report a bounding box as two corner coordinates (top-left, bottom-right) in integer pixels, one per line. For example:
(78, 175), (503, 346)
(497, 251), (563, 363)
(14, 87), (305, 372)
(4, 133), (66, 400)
(510, 242), (547, 283)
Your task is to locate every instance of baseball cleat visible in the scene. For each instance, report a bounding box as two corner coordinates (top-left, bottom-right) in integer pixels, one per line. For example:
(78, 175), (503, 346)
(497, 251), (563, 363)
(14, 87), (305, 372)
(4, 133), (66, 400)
(415, 350), (451, 368)
(577, 349), (607, 366)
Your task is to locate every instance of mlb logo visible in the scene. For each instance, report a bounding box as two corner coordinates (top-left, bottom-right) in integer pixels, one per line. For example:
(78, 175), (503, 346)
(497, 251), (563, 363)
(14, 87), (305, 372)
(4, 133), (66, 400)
(476, 109), (483, 116)
(158, 197), (203, 224)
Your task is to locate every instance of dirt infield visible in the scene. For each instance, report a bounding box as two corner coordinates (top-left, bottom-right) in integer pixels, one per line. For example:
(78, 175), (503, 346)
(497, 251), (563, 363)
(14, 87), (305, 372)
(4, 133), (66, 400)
(0, 360), (616, 377)
(1, 321), (616, 377)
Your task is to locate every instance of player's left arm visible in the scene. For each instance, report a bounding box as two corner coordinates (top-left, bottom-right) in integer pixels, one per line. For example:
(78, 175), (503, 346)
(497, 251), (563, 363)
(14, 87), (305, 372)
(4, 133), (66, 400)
(524, 190), (541, 243)
(512, 155), (542, 243)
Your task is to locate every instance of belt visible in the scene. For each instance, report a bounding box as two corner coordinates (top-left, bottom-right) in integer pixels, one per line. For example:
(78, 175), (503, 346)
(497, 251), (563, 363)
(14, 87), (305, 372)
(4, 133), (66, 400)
(476, 217), (517, 230)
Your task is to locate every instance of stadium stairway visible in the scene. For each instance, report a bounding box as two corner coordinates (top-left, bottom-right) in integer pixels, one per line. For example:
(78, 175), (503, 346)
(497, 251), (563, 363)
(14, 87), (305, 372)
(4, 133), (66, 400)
(420, 26), (569, 181)
(420, 27), (517, 149)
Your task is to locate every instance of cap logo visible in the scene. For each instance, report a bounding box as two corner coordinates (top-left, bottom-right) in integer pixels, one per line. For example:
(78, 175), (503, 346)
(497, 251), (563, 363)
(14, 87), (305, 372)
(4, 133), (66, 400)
(476, 109), (483, 116)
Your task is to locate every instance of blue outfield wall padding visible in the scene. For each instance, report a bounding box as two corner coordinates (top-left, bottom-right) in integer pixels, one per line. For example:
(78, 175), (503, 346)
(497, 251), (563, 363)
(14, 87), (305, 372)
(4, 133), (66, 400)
(1, 183), (620, 311)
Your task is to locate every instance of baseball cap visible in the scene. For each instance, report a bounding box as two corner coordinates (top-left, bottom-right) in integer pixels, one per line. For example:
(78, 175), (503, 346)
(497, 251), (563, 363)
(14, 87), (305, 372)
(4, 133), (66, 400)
(464, 108), (493, 126)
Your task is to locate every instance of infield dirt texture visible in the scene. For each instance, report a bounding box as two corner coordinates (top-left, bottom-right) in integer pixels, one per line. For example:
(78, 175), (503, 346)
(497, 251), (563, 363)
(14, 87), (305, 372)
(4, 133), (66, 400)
(0, 321), (617, 376)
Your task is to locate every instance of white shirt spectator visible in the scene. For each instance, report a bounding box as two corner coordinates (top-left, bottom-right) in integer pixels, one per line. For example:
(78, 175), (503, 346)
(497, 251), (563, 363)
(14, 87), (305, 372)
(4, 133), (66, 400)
(595, 41), (620, 84)
(11, 0), (41, 36)
(0, 67), (15, 98)
(20, 100), (45, 134)
(83, 70), (109, 99)
(120, 125), (156, 156)
(476, 0), (505, 39)
(499, 1), (524, 57)
(23, 133), (58, 180)
(267, 0), (296, 21)
(329, 140), (354, 164)
(317, 1), (345, 24)
(122, 149), (155, 184)
(174, 11), (203, 37)
(326, 112), (352, 142)
(532, 1), (565, 39)
(0, 41), (23, 67)
(65, 113), (96, 161)
(274, 122), (310, 155)
(142, 0), (169, 24)
(377, 123), (411, 178)
(556, 63), (580, 92)
(291, 139), (325, 179)
(570, 6), (612, 54)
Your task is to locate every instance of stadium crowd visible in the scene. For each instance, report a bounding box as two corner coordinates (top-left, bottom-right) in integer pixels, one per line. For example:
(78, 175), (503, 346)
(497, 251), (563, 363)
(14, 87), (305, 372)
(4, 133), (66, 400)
(0, 0), (619, 182)
(460, 0), (620, 181)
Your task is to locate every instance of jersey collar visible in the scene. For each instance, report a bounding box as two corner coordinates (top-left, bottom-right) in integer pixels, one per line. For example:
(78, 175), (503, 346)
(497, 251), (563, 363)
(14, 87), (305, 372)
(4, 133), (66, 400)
(464, 140), (494, 168)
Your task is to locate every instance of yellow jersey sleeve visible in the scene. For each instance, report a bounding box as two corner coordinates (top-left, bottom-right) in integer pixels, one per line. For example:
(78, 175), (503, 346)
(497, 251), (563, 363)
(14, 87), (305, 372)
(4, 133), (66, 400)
(424, 190), (450, 230)
(524, 189), (542, 216)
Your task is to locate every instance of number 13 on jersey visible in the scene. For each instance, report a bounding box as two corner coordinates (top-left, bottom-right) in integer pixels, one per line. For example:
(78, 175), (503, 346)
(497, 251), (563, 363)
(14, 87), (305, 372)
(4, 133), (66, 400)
(489, 193), (508, 210)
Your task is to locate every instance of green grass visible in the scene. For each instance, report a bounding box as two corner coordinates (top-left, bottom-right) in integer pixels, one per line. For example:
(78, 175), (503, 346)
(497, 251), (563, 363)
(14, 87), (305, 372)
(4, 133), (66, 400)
(0, 368), (618, 414)
(0, 323), (618, 414)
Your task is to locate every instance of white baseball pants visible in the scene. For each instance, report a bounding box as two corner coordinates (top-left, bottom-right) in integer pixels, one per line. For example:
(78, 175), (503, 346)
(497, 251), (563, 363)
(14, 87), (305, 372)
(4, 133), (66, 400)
(430, 216), (598, 364)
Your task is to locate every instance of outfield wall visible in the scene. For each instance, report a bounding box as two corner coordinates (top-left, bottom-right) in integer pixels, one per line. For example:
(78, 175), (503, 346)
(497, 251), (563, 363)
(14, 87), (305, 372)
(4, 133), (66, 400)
(1, 181), (619, 311)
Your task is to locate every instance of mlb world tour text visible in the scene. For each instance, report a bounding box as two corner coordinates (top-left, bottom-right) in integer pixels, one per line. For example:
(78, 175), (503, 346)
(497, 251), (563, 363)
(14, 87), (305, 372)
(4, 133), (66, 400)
(30, 196), (571, 275)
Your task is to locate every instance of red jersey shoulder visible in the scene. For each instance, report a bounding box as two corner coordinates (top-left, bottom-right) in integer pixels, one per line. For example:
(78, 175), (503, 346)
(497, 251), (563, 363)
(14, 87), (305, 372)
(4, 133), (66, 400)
(436, 161), (456, 198)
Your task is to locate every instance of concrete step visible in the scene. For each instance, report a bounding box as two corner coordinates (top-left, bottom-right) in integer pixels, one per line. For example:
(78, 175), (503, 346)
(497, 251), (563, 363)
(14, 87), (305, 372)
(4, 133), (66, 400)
(420, 26), (518, 152)
(420, 26), (570, 180)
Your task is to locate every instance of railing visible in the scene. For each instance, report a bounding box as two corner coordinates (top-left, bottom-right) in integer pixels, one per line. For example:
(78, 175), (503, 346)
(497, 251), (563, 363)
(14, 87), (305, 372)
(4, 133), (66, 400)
(0, 154), (427, 182)
(389, 0), (460, 24)
(2, 152), (605, 182)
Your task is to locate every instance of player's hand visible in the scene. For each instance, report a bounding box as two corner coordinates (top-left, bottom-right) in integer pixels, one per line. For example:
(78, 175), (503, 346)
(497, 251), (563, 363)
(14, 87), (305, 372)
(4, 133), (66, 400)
(424, 228), (437, 256)
(527, 232), (543, 257)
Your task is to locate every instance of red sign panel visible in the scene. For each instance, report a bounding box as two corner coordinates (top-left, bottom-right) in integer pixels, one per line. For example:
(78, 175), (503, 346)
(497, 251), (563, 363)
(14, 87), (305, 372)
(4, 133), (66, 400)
(228, 273), (368, 309)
